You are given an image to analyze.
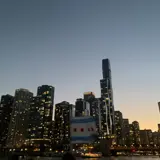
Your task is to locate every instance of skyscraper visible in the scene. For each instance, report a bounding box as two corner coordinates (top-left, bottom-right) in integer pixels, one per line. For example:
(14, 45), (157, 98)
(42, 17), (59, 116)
(129, 124), (134, 146)
(140, 130), (149, 146)
(7, 89), (33, 148)
(122, 119), (130, 146)
(158, 102), (160, 113)
(37, 85), (54, 138)
(158, 124), (160, 132)
(75, 98), (84, 117)
(83, 92), (95, 116)
(28, 96), (41, 140)
(29, 94), (54, 138)
(132, 121), (140, 146)
(53, 101), (73, 151)
(84, 92), (95, 102)
(0, 95), (14, 150)
(28, 96), (47, 148)
(92, 99), (102, 135)
(28, 85), (54, 150)
(50, 120), (55, 148)
(114, 111), (123, 145)
(75, 93), (101, 134)
(152, 131), (160, 146)
(100, 59), (115, 135)
(146, 129), (153, 146)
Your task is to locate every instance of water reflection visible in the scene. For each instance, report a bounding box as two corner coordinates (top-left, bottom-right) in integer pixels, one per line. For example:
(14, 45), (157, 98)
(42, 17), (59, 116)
(77, 157), (160, 160)
(35, 156), (160, 160)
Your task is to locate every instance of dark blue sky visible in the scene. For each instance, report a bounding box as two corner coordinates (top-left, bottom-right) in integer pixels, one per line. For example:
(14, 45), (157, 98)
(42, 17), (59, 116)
(0, 0), (160, 130)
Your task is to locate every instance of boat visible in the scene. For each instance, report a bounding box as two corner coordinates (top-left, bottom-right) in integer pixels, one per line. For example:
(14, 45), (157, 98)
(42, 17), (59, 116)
(81, 152), (102, 158)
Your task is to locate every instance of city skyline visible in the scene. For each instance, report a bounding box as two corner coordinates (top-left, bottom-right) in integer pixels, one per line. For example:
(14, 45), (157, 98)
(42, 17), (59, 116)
(0, 0), (160, 131)
(0, 58), (159, 133)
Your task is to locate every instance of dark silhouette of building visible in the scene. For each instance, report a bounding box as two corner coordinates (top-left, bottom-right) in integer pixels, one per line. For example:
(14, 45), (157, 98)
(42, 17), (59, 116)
(146, 129), (153, 146)
(129, 124), (134, 146)
(84, 92), (95, 102)
(7, 89), (33, 148)
(152, 131), (160, 146)
(132, 121), (140, 146)
(140, 130), (149, 146)
(122, 119), (130, 146)
(83, 92), (96, 116)
(0, 95), (14, 150)
(53, 101), (73, 151)
(158, 102), (160, 113)
(158, 124), (160, 132)
(100, 59), (115, 135)
(139, 129), (153, 146)
(75, 98), (84, 117)
(114, 111), (123, 145)
(83, 92), (93, 116)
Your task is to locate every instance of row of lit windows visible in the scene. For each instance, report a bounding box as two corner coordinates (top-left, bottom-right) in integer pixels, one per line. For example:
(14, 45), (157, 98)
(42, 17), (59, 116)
(42, 91), (50, 95)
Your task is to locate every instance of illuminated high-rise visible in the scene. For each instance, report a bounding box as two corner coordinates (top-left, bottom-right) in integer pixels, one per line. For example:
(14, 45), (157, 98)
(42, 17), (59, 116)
(129, 124), (134, 146)
(7, 89), (33, 148)
(28, 85), (54, 150)
(0, 95), (14, 150)
(100, 59), (115, 135)
(114, 111), (123, 145)
(37, 85), (54, 138)
(28, 96), (42, 140)
(53, 101), (73, 151)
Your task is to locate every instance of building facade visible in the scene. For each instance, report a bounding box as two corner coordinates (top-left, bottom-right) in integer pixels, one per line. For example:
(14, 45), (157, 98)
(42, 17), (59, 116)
(75, 93), (101, 135)
(122, 119), (130, 146)
(100, 59), (115, 135)
(146, 129), (153, 146)
(28, 96), (42, 140)
(140, 130), (149, 146)
(75, 98), (84, 117)
(84, 92), (95, 102)
(37, 85), (54, 138)
(158, 124), (160, 132)
(129, 124), (134, 146)
(83, 92), (95, 117)
(7, 89), (33, 148)
(114, 111), (123, 145)
(53, 101), (73, 151)
(152, 132), (160, 146)
(132, 121), (140, 146)
(28, 85), (55, 150)
(0, 95), (14, 150)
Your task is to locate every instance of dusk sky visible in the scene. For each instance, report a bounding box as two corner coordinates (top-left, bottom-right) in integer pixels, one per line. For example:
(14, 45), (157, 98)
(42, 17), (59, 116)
(0, 0), (160, 130)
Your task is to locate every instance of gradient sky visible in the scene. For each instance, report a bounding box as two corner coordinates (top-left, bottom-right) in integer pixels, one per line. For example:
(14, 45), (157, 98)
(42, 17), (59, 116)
(0, 0), (160, 131)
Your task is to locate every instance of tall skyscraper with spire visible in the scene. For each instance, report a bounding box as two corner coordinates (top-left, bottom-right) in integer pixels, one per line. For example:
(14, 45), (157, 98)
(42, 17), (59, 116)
(100, 59), (115, 135)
